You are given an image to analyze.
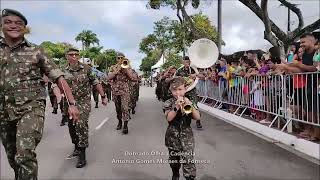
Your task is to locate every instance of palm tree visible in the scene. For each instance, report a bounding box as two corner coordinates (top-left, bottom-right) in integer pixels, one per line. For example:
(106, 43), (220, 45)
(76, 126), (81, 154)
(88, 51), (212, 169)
(75, 30), (100, 51)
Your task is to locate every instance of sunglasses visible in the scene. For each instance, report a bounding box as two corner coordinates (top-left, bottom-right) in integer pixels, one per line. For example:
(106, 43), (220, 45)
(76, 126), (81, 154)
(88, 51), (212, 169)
(67, 53), (79, 56)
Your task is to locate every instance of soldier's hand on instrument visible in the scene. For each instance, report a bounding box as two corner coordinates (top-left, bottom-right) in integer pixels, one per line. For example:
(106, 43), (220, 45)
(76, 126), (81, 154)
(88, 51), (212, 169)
(68, 105), (80, 123)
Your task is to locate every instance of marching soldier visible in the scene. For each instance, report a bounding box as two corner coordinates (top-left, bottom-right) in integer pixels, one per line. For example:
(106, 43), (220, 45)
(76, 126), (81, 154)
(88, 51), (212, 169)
(0, 9), (80, 179)
(106, 53), (138, 134)
(62, 48), (107, 168)
(92, 85), (100, 108)
(130, 68), (139, 114)
(155, 72), (163, 101)
(48, 81), (59, 114)
(102, 79), (112, 102)
(175, 56), (203, 129)
(163, 77), (201, 180)
(162, 66), (177, 102)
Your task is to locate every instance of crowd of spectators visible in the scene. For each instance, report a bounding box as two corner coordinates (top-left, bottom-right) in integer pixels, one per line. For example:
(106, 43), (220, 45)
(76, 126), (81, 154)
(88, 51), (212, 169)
(196, 33), (320, 142)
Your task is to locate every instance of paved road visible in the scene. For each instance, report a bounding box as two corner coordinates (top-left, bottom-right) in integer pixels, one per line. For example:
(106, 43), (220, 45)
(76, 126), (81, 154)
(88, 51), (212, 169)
(1, 86), (319, 180)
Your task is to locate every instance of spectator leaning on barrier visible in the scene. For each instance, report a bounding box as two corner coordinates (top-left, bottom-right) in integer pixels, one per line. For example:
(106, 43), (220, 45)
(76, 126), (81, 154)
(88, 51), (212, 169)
(218, 58), (228, 108)
(272, 33), (318, 141)
(287, 43), (299, 63)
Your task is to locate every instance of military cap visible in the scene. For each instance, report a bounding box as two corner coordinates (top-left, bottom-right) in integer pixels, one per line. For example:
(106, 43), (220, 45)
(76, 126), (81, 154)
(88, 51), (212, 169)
(169, 77), (185, 90)
(2, 9), (28, 25)
(117, 52), (125, 57)
(183, 56), (190, 61)
(66, 48), (80, 54)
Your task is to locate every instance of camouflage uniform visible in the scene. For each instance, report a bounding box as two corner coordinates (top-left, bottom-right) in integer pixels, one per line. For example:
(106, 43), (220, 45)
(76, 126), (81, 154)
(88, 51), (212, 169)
(102, 81), (112, 102)
(163, 97), (197, 179)
(48, 82), (58, 109)
(108, 66), (131, 122)
(92, 85), (99, 106)
(175, 67), (197, 104)
(0, 38), (64, 180)
(129, 70), (139, 111)
(62, 63), (100, 148)
(48, 82), (64, 114)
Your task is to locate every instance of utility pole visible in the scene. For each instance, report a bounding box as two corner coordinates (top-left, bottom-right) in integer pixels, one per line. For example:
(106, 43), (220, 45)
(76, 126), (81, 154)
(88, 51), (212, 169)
(287, 7), (290, 32)
(217, 0), (222, 52)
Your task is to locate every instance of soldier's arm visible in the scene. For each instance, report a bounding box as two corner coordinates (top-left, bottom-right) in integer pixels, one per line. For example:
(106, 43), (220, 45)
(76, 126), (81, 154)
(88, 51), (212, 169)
(164, 100), (179, 122)
(106, 72), (117, 81)
(37, 48), (79, 121)
(124, 69), (138, 81)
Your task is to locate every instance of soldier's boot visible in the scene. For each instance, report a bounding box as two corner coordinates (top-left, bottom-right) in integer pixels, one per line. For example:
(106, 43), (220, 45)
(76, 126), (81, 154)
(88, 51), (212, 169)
(95, 102), (99, 108)
(66, 145), (80, 159)
(52, 107), (58, 114)
(122, 121), (128, 134)
(76, 147), (87, 168)
(196, 120), (202, 129)
(60, 115), (68, 126)
(116, 119), (122, 130)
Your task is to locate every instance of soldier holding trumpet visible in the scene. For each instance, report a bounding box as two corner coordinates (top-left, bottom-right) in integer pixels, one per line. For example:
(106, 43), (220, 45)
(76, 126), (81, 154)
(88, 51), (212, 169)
(163, 77), (201, 180)
(106, 53), (138, 134)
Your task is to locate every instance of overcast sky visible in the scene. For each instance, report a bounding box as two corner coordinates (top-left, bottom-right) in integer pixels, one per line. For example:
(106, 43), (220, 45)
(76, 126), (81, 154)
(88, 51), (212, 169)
(1, 0), (319, 70)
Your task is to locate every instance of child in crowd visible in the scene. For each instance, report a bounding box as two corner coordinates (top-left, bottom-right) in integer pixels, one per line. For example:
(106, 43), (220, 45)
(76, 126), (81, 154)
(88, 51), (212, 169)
(163, 77), (201, 180)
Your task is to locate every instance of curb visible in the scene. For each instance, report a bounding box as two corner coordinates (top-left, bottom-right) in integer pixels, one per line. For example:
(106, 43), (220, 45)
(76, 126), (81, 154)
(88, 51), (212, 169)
(198, 103), (320, 163)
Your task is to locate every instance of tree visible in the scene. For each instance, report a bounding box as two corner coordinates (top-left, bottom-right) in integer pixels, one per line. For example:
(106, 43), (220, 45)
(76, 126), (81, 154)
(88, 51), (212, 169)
(94, 49), (118, 71)
(39, 41), (73, 59)
(139, 50), (161, 72)
(161, 53), (182, 70)
(139, 14), (219, 73)
(148, 0), (203, 39)
(239, 0), (320, 55)
(39, 41), (73, 68)
(80, 46), (103, 65)
(75, 30), (100, 50)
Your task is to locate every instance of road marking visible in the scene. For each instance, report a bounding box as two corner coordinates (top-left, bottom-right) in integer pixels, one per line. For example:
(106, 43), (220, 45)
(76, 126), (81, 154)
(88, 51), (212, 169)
(95, 117), (110, 130)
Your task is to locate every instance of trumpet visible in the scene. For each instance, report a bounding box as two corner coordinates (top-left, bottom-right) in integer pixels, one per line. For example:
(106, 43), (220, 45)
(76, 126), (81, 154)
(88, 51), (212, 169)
(177, 98), (193, 114)
(112, 58), (130, 73)
(121, 58), (130, 69)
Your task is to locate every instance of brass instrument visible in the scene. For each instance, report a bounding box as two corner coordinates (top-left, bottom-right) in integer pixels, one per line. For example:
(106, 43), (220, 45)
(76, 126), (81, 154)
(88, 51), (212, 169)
(121, 58), (130, 69)
(177, 97), (193, 114)
(112, 58), (130, 73)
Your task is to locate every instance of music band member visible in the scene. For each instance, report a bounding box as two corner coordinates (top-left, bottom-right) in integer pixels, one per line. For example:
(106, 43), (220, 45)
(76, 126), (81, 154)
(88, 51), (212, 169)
(106, 53), (138, 134)
(163, 77), (201, 180)
(63, 48), (107, 168)
(174, 56), (203, 129)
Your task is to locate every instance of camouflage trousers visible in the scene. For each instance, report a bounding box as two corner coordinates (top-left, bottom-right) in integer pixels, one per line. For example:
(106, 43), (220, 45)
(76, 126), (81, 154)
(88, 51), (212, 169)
(129, 93), (136, 110)
(113, 94), (130, 122)
(66, 102), (90, 148)
(168, 148), (196, 178)
(92, 87), (99, 103)
(49, 95), (64, 113)
(103, 84), (112, 101)
(0, 100), (46, 180)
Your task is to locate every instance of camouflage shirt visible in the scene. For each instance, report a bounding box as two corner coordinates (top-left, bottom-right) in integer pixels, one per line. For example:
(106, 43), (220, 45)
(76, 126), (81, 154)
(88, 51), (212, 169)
(0, 38), (64, 121)
(175, 66), (196, 77)
(163, 97), (195, 151)
(63, 63), (100, 103)
(108, 65), (130, 96)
